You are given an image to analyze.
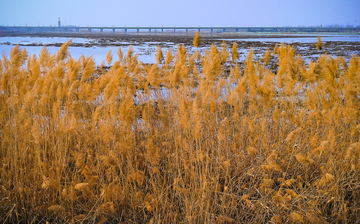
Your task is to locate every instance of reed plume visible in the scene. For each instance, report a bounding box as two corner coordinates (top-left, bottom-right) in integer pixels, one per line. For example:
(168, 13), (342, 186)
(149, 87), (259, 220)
(0, 41), (359, 224)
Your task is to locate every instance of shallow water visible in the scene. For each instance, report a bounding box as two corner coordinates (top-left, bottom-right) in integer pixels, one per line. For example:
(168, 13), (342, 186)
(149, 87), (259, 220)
(0, 43), (162, 64)
(0, 36), (91, 45)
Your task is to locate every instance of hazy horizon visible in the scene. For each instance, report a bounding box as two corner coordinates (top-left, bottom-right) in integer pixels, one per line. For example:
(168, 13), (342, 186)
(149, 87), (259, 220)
(1, 0), (359, 27)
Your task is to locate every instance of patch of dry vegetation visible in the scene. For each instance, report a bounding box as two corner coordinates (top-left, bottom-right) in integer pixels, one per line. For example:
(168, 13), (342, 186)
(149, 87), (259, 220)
(0, 39), (360, 223)
(315, 36), (323, 51)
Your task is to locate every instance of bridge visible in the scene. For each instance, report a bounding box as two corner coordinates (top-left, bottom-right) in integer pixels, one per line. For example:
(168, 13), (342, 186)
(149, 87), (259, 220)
(0, 25), (358, 34)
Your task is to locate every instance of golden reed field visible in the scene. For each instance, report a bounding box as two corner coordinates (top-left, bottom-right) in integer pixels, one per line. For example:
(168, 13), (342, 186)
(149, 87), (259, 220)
(0, 36), (360, 223)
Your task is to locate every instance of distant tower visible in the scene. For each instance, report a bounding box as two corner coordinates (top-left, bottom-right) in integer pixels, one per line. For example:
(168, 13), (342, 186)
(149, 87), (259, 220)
(58, 17), (61, 27)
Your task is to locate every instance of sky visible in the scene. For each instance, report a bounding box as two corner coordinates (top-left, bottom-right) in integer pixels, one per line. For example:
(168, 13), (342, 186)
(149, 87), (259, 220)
(0, 0), (359, 27)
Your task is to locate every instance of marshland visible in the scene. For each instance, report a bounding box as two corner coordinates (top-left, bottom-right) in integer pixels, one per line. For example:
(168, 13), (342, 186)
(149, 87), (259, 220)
(0, 31), (360, 223)
(1, 33), (360, 65)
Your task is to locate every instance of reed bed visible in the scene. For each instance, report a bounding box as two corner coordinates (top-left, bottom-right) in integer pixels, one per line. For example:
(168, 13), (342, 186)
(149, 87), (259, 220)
(0, 40), (359, 223)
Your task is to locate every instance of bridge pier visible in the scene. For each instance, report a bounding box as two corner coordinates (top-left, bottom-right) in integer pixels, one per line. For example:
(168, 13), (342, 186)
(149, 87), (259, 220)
(223, 28), (226, 32)
(236, 28), (238, 32)
(88, 28), (91, 32)
(125, 28), (127, 33)
(198, 29), (200, 32)
(76, 28), (79, 32)
(112, 28), (115, 33)
(137, 29), (139, 33)
(100, 28), (103, 33)
(149, 28), (151, 33)
(162, 29), (164, 33)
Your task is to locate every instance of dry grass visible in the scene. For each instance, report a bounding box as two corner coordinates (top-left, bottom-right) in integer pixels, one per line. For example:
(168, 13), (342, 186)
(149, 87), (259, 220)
(315, 36), (323, 51)
(0, 39), (360, 223)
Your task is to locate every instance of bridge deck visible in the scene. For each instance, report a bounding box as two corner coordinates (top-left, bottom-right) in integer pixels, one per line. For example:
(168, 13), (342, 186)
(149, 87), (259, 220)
(0, 26), (358, 33)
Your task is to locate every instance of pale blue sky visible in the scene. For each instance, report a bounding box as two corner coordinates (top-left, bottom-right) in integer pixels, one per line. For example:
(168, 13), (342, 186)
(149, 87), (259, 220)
(0, 0), (359, 27)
